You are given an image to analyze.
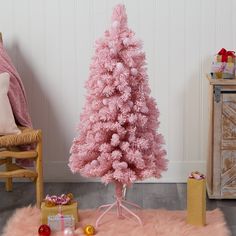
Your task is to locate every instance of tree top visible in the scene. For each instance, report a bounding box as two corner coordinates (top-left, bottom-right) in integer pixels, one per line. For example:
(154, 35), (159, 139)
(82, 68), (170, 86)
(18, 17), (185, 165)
(111, 4), (127, 28)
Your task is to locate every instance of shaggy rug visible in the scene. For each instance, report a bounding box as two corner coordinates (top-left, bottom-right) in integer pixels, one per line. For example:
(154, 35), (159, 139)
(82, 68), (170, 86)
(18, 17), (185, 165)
(2, 207), (231, 236)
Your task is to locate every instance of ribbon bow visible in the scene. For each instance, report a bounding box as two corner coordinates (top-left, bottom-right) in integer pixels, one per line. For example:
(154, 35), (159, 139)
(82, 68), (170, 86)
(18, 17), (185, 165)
(44, 193), (73, 207)
(218, 48), (235, 62)
(189, 171), (205, 180)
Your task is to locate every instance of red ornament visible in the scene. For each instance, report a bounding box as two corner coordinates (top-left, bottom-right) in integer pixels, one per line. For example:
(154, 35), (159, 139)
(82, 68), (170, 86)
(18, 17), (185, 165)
(38, 224), (51, 236)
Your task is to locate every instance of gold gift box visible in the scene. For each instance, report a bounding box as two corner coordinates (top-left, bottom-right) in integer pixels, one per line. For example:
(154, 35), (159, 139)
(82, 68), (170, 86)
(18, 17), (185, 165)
(41, 201), (79, 225)
(216, 55), (235, 63)
(187, 178), (206, 226)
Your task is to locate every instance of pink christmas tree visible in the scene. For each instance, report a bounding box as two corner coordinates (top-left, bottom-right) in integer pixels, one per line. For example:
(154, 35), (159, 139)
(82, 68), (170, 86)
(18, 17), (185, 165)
(69, 4), (168, 226)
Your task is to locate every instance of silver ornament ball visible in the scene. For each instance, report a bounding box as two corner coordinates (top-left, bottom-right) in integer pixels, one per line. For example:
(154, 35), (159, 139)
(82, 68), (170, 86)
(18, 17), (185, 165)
(64, 227), (74, 235)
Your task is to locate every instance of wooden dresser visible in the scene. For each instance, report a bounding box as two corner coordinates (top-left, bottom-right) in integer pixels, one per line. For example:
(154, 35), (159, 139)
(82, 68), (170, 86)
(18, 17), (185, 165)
(207, 76), (236, 199)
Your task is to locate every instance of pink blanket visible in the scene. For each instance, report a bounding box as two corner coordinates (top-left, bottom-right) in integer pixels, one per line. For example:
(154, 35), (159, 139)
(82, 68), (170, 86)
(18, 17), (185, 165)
(0, 41), (33, 166)
(0, 41), (32, 128)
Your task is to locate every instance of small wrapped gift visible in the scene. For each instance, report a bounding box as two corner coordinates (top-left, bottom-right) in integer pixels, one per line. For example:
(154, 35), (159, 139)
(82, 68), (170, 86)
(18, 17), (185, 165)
(41, 193), (79, 225)
(48, 215), (75, 232)
(216, 48), (235, 63)
(211, 48), (235, 79)
(187, 171), (206, 226)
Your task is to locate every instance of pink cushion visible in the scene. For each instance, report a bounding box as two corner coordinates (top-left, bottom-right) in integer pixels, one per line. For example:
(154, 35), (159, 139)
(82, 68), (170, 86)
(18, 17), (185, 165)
(0, 72), (21, 135)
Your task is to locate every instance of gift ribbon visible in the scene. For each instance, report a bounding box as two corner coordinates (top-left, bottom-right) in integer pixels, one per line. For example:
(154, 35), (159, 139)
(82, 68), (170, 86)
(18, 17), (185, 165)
(44, 193), (74, 231)
(58, 205), (65, 232)
(218, 48), (235, 62)
(45, 193), (72, 206)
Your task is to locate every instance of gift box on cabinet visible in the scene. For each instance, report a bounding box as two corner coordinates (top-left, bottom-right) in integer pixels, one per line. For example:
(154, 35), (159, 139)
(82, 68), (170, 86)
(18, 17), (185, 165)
(216, 55), (235, 63)
(211, 62), (234, 79)
(48, 215), (75, 232)
(41, 201), (79, 225)
(211, 48), (235, 79)
(187, 172), (206, 226)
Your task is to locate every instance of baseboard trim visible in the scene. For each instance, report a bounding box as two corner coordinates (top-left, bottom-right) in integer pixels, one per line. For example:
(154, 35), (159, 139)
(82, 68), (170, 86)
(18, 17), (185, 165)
(41, 160), (206, 183)
(0, 161), (206, 183)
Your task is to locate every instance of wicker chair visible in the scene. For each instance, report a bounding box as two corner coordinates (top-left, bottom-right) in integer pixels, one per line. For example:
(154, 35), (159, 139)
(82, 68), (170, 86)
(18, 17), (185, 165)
(0, 33), (43, 208)
(0, 127), (43, 208)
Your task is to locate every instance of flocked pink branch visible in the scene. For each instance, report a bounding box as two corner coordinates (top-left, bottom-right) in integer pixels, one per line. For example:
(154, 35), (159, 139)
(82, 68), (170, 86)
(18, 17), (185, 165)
(69, 4), (168, 185)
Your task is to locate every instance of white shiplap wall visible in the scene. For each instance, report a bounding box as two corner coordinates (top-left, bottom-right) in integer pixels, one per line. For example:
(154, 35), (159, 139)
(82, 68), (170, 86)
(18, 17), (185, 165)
(0, 0), (234, 182)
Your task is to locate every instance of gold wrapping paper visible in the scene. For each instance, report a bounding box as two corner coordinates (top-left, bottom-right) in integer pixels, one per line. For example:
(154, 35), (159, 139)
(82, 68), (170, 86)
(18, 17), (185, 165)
(41, 201), (79, 225)
(215, 72), (223, 79)
(216, 55), (235, 63)
(187, 178), (206, 226)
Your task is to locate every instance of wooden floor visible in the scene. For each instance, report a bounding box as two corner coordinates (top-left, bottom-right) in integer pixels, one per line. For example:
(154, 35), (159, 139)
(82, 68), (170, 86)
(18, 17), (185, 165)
(0, 183), (236, 235)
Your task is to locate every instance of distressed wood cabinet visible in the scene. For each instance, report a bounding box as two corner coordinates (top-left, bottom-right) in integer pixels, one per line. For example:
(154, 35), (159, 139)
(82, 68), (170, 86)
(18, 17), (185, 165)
(207, 76), (236, 199)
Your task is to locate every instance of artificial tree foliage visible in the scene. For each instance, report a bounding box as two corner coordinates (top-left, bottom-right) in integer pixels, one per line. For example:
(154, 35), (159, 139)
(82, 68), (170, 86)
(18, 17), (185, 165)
(69, 4), (168, 226)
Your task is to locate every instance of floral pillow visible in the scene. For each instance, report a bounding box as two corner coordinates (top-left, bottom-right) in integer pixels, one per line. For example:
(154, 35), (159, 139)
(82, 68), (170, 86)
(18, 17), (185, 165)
(0, 72), (20, 135)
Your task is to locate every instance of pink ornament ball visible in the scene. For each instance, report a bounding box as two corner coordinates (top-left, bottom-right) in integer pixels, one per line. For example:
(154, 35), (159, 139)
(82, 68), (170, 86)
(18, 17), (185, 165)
(112, 20), (120, 28)
(131, 68), (138, 76)
(110, 48), (116, 55)
(102, 98), (108, 105)
(123, 37), (130, 46)
(91, 160), (99, 167)
(116, 62), (124, 71)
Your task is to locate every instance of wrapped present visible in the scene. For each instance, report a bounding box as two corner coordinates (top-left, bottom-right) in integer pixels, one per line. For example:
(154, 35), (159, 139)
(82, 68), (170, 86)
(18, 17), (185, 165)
(216, 48), (235, 63)
(187, 171), (206, 226)
(211, 63), (235, 79)
(211, 48), (235, 79)
(41, 193), (79, 225)
(48, 215), (75, 232)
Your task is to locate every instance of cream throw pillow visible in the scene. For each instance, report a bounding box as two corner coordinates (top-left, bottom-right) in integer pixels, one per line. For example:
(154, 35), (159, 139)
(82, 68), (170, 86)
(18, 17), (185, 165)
(0, 72), (21, 135)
